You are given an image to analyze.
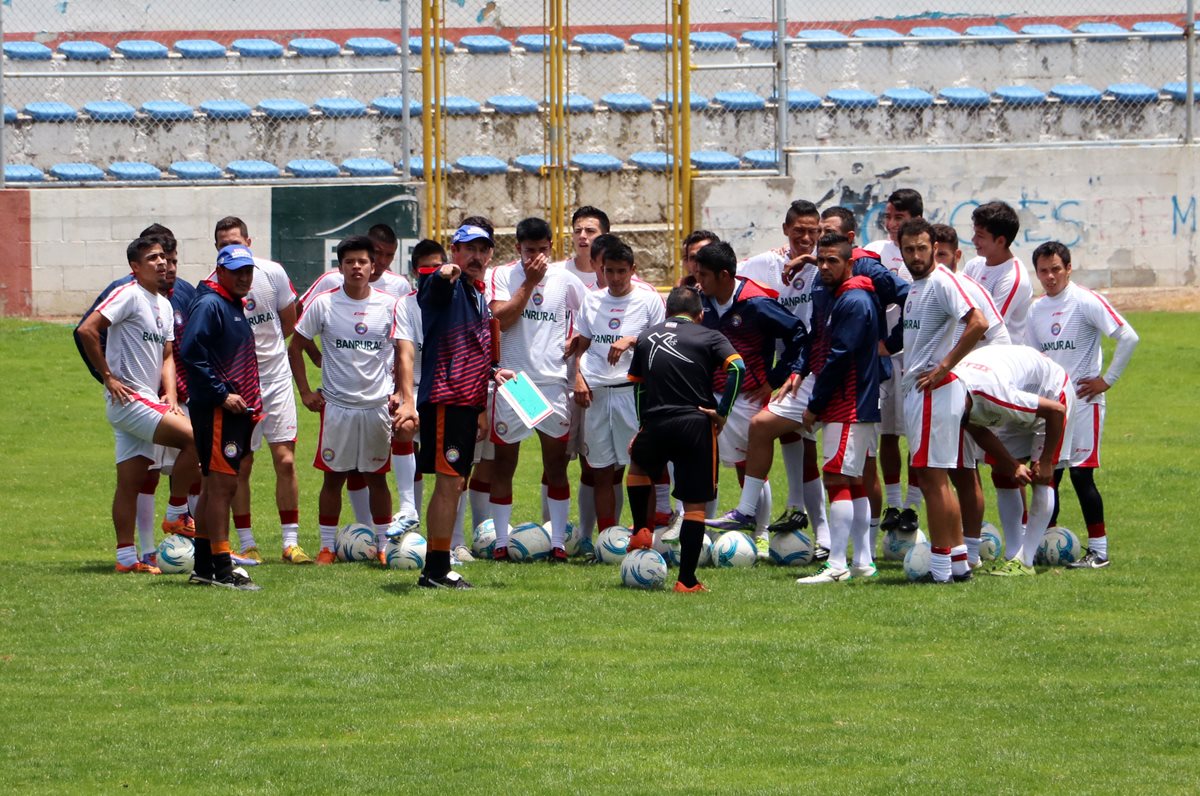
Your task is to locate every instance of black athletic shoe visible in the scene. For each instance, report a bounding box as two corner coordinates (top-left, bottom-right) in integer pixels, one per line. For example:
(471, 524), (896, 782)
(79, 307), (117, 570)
(212, 567), (261, 591)
(417, 571), (473, 589)
(952, 569), (974, 583)
(766, 508), (809, 534)
(879, 506), (902, 533)
(897, 508), (920, 534)
(548, 547), (569, 564)
(812, 545), (830, 563)
(187, 572), (214, 586)
(1067, 549), (1110, 569)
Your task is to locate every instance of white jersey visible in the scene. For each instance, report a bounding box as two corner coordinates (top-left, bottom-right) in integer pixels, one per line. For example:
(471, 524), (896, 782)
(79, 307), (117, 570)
(300, 269), (411, 307)
(957, 273), (1011, 347)
(963, 255), (1033, 345)
(1028, 282), (1128, 406)
(207, 257), (296, 384)
(576, 287), (666, 386)
(294, 286), (400, 408)
(394, 291), (423, 388)
(563, 257), (599, 291)
(901, 265), (977, 392)
(953, 345), (1069, 431)
(97, 281), (173, 396)
(738, 246), (817, 329)
(489, 260), (588, 384)
(866, 238), (914, 337)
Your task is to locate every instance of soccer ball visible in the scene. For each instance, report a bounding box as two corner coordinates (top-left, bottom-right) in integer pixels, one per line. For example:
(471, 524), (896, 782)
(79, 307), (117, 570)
(620, 549), (668, 589)
(472, 519), (508, 559)
(882, 528), (927, 561)
(385, 532), (426, 570)
(336, 523), (378, 562)
(652, 525), (681, 567)
(698, 533), (714, 567)
(156, 534), (194, 574)
(559, 521), (586, 557)
(768, 530), (814, 567)
(508, 522), (552, 562)
(904, 541), (932, 581)
(979, 522), (1004, 561)
(712, 531), (757, 568)
(595, 525), (631, 564)
(1036, 526), (1082, 566)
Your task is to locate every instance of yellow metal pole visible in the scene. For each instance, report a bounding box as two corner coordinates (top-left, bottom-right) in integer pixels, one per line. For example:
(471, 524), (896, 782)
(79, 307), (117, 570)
(547, 0), (568, 258)
(680, 0), (692, 249)
(421, 1), (434, 240)
(434, 0), (447, 245)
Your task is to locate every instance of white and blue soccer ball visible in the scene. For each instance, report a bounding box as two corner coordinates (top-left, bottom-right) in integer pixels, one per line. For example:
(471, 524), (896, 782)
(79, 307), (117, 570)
(336, 523), (378, 562)
(698, 533), (714, 567)
(979, 522), (1004, 562)
(472, 519), (507, 559)
(768, 530), (814, 567)
(620, 549), (668, 589)
(385, 531), (426, 570)
(551, 521), (585, 557)
(713, 531), (757, 568)
(1036, 526), (1082, 566)
(883, 528), (927, 561)
(595, 525), (631, 564)
(509, 522), (552, 562)
(156, 534), (194, 574)
(904, 541), (932, 581)
(652, 525), (681, 567)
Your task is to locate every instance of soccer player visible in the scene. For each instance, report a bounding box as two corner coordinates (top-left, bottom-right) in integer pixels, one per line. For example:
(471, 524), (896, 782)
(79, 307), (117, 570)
(625, 287), (745, 592)
(897, 218), (988, 583)
(211, 218), (306, 564)
(564, 205), (611, 289)
(1029, 241), (1139, 568)
(180, 245), (264, 590)
(76, 237), (196, 574)
(569, 235), (665, 544)
(288, 236), (405, 565)
(415, 224), (513, 589)
(678, 229), (720, 288)
(487, 217), (588, 561)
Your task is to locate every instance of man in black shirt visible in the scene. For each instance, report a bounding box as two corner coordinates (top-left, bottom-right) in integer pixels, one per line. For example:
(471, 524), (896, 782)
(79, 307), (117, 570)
(625, 287), (745, 592)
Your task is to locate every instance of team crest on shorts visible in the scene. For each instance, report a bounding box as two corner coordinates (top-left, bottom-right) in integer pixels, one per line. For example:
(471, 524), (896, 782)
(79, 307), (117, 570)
(495, 421), (508, 436)
(244, 298), (257, 312)
(223, 441), (239, 459)
(1051, 322), (1062, 336)
(532, 292), (544, 306)
(445, 446), (461, 463)
(355, 322), (368, 335)
(322, 448), (335, 462)
(608, 317), (621, 330)
(730, 314), (743, 327)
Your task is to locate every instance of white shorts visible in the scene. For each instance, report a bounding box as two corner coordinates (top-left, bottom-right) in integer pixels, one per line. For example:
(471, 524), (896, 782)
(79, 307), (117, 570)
(1068, 400), (1105, 468)
(251, 377), (299, 451)
(984, 391), (1077, 470)
(314, 401), (392, 473)
(106, 390), (169, 464)
(582, 384), (638, 469)
(820, 421), (879, 478)
(715, 393), (764, 466)
(764, 373), (817, 441)
(879, 354), (905, 436)
(490, 380), (572, 445)
(905, 376), (968, 470)
(957, 434), (983, 470)
(153, 403), (190, 473)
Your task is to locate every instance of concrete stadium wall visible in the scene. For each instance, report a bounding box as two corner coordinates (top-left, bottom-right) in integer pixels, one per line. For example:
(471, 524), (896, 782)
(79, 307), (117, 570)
(695, 144), (1200, 288)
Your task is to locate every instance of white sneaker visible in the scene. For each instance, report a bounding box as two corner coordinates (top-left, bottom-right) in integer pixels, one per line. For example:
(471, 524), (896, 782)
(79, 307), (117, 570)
(452, 545), (475, 563)
(796, 564), (851, 584)
(664, 510), (683, 537)
(850, 562), (878, 579)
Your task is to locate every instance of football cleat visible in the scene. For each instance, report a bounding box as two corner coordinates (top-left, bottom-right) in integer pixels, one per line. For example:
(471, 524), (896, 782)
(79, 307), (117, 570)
(492, 546), (510, 562)
(897, 508), (920, 534)
(672, 581), (709, 593)
(796, 564), (851, 584)
(452, 545), (476, 563)
(987, 559), (1036, 577)
(767, 507), (809, 534)
(212, 567), (261, 591)
(417, 571), (472, 589)
(548, 547), (569, 563)
(161, 515), (196, 538)
(812, 545), (831, 563)
(626, 528), (653, 552)
(230, 550), (260, 568)
(1067, 549), (1110, 569)
(138, 551), (158, 567)
(754, 535), (770, 560)
(238, 546), (263, 564)
(879, 506), (902, 533)
(315, 547), (337, 566)
(281, 545), (313, 564)
(850, 562), (878, 579)
(704, 509), (756, 532)
(385, 515), (420, 540)
(116, 560), (161, 575)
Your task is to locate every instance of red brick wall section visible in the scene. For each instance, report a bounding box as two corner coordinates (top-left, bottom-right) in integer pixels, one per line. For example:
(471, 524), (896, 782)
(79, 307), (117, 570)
(0, 190), (33, 317)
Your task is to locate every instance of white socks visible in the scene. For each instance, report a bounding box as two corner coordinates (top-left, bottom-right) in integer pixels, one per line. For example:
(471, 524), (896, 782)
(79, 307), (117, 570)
(804, 478), (830, 549)
(851, 496), (872, 568)
(995, 488), (1025, 561)
(781, 440), (806, 508)
(1022, 484), (1055, 567)
(826, 493), (852, 570)
(737, 476), (765, 517)
(347, 486), (372, 525)
(578, 482), (596, 536)
(392, 452), (418, 518)
(451, 492), (468, 549)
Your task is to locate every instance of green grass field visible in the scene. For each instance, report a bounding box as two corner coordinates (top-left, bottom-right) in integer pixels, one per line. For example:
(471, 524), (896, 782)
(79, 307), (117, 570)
(1, 314), (1198, 793)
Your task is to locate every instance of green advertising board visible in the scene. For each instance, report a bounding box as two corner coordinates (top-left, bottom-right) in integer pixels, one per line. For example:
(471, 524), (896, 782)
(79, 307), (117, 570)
(270, 184), (421, 294)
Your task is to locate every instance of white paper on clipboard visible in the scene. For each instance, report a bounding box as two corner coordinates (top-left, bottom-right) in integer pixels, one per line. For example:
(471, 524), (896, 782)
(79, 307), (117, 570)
(495, 371), (554, 429)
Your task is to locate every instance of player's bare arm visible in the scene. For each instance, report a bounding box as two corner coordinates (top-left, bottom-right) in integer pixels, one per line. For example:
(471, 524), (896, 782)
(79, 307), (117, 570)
(606, 335), (638, 366)
(964, 422), (1031, 485)
(160, 342), (181, 413)
(222, 393), (248, 414)
(439, 263), (462, 283)
(917, 307), (987, 391)
(783, 253), (816, 282)
(287, 333), (324, 412)
(489, 257), (546, 332)
(77, 310), (135, 405)
(393, 340), (418, 432)
(1031, 397), (1067, 484)
(1075, 376), (1111, 400)
(698, 406), (727, 432)
(279, 301), (297, 340)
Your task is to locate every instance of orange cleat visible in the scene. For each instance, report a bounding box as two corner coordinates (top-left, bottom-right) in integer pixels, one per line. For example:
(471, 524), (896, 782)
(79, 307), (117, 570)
(315, 547), (337, 566)
(672, 581), (708, 593)
(161, 515), (196, 538)
(627, 528), (653, 551)
(377, 549), (388, 566)
(116, 561), (162, 575)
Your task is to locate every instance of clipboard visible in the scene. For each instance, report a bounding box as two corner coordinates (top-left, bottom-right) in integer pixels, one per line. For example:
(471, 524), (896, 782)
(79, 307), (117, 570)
(495, 371), (554, 429)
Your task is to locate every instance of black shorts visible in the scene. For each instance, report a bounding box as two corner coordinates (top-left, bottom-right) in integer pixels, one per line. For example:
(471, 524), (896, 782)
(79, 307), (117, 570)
(629, 412), (718, 504)
(192, 405), (256, 476)
(417, 403), (481, 478)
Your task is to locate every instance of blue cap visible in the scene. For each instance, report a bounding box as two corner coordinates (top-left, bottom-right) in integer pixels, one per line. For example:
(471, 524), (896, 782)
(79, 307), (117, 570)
(216, 244), (255, 270)
(451, 224), (493, 245)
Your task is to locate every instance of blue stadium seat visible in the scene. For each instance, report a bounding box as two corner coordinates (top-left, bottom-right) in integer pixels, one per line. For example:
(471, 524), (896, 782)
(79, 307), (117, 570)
(713, 91), (765, 111)
(631, 33), (672, 52)
(1020, 24), (1073, 43)
(50, 162), (106, 181)
(1107, 83), (1160, 104)
(741, 31), (775, 50)
(371, 97), (418, 118)
(444, 96), (481, 115)
(342, 158), (394, 177)
(83, 101), (137, 122)
(200, 100), (253, 120)
(227, 160), (280, 179)
(514, 154), (548, 174)
(854, 28), (903, 47)
(233, 39), (284, 58)
(690, 32), (738, 51)
(287, 159), (340, 178)
(169, 160), (223, 180)
(909, 26), (960, 46)
(571, 153), (623, 173)
(1051, 83), (1104, 105)
(965, 25), (1018, 42)
(455, 155), (508, 175)
(408, 37), (454, 54)
(175, 39), (226, 59)
(574, 34), (625, 53)
(1075, 23), (1126, 42)
(601, 93), (653, 113)
(108, 161), (161, 181)
(938, 87), (991, 107)
(59, 41), (111, 61)
(3, 106), (17, 124)
(290, 38), (341, 57)
(516, 34), (560, 53)
(691, 150), (741, 170)
(3, 41), (53, 61)
(563, 94), (595, 113)
(1132, 21), (1183, 36)
(258, 99), (310, 120)
(116, 40), (169, 60)
(657, 92), (709, 111)
(794, 29), (849, 49)
(488, 95), (539, 115)
(5, 164), (45, 182)
(405, 156), (451, 178)
(994, 85), (1047, 106)
(25, 102), (77, 122)
(883, 87), (934, 109)
(460, 35), (511, 54)
(315, 98), (367, 118)
(1163, 82), (1191, 102)
(784, 90), (823, 111)
(346, 37), (398, 56)
(630, 151), (673, 171)
(827, 89), (878, 109)
(742, 150), (779, 169)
